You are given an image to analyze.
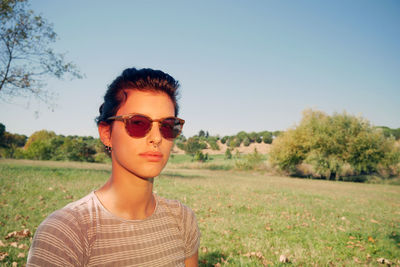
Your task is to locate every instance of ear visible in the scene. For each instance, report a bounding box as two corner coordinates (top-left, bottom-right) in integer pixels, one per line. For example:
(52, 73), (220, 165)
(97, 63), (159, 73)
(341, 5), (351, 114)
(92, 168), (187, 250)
(98, 122), (112, 147)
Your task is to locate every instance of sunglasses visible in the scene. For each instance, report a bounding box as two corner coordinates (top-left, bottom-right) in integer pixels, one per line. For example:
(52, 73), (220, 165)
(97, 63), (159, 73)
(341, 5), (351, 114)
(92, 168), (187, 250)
(107, 113), (185, 140)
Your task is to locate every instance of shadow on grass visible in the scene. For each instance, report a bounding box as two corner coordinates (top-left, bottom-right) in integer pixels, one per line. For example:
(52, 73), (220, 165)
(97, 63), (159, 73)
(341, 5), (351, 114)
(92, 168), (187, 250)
(289, 174), (370, 183)
(199, 251), (226, 267)
(389, 231), (400, 248)
(202, 164), (233, 171)
(159, 172), (204, 179)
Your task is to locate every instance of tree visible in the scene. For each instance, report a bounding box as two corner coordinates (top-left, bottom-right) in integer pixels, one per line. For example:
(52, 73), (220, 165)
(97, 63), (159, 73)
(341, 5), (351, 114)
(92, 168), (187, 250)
(0, 0), (82, 105)
(248, 132), (258, 143)
(3, 131), (26, 147)
(24, 129), (56, 149)
(220, 136), (228, 144)
(24, 137), (53, 160)
(0, 122), (5, 147)
(236, 131), (248, 143)
(175, 134), (186, 143)
(261, 131), (273, 144)
(0, 122), (27, 158)
(23, 129), (55, 159)
(269, 109), (400, 180)
(182, 137), (207, 156)
(198, 130), (205, 137)
(243, 137), (250, 146)
(56, 137), (96, 162)
(376, 126), (400, 140)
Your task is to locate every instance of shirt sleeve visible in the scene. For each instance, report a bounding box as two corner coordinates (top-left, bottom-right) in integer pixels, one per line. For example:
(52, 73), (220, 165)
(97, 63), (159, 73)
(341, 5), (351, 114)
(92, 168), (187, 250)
(182, 205), (200, 258)
(27, 209), (85, 267)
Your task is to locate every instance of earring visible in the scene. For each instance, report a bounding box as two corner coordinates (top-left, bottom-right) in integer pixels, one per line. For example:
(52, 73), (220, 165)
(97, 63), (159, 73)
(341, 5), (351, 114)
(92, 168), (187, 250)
(105, 145), (112, 153)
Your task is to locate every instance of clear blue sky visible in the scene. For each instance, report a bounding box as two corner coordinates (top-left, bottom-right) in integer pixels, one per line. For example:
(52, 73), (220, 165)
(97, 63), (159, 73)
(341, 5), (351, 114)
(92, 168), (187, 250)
(1, 0), (399, 138)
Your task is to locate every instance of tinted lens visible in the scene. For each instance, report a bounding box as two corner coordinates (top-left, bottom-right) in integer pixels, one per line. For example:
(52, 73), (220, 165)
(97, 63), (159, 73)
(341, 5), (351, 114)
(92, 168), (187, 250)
(125, 115), (152, 138)
(160, 118), (183, 139)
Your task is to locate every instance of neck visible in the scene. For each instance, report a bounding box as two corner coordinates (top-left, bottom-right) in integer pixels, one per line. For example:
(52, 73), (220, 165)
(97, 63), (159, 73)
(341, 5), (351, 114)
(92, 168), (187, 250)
(95, 160), (156, 220)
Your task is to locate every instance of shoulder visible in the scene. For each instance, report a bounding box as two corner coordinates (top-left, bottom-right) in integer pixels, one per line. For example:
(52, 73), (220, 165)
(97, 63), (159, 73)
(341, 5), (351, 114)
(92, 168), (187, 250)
(156, 195), (197, 221)
(156, 195), (200, 258)
(41, 192), (96, 228)
(27, 192), (97, 266)
(64, 191), (97, 213)
(32, 192), (97, 243)
(155, 195), (200, 238)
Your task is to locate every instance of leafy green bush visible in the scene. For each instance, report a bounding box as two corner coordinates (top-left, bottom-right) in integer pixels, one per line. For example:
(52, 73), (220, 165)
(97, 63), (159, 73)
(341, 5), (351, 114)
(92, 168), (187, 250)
(181, 137), (207, 156)
(24, 139), (53, 160)
(234, 149), (241, 159)
(0, 145), (25, 159)
(236, 131), (248, 143)
(220, 136), (228, 144)
(248, 132), (258, 143)
(193, 151), (208, 162)
(261, 131), (273, 144)
(0, 123), (27, 158)
(175, 134), (186, 143)
(225, 148), (232, 159)
(269, 109), (400, 180)
(1, 123), (25, 146)
(94, 152), (109, 163)
(207, 138), (220, 150)
(228, 138), (241, 148)
(235, 149), (265, 170)
(376, 126), (400, 140)
(243, 137), (250, 146)
(176, 141), (185, 151)
(273, 131), (283, 137)
(59, 138), (96, 162)
(24, 130), (56, 150)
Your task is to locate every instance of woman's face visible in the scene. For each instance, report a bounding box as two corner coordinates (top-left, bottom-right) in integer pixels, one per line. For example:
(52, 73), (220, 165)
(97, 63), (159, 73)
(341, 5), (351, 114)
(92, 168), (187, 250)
(108, 90), (175, 179)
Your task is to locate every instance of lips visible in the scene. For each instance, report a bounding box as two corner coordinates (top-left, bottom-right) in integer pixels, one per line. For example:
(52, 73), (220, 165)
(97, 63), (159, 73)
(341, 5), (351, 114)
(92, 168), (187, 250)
(139, 151), (163, 162)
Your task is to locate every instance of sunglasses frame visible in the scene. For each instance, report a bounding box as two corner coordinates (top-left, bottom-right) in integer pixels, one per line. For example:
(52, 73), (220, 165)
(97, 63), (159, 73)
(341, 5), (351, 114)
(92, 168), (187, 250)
(107, 113), (185, 140)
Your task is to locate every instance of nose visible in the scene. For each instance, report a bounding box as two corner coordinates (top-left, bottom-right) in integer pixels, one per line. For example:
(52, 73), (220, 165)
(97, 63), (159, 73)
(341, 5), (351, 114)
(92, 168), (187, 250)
(146, 122), (162, 146)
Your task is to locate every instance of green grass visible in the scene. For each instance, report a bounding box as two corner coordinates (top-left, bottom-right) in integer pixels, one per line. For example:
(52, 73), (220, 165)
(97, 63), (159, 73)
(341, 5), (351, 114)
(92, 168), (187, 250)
(1, 159), (399, 266)
(167, 154), (235, 171)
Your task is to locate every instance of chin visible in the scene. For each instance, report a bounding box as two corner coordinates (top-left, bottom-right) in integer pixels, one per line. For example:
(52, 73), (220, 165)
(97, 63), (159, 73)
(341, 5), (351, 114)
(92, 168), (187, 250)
(117, 155), (167, 179)
(134, 166), (164, 179)
(136, 172), (161, 180)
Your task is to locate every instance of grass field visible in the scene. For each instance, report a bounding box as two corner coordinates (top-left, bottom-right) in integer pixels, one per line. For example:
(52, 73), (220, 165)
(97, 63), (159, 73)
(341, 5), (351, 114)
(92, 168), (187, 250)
(0, 158), (399, 266)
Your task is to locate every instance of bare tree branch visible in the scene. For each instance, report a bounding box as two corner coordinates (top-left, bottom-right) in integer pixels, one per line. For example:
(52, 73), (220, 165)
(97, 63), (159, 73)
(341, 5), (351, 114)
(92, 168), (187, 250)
(0, 0), (82, 106)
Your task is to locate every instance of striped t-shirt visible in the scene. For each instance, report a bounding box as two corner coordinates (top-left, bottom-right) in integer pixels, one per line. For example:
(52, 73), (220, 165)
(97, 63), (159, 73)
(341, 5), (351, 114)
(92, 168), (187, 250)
(27, 192), (200, 266)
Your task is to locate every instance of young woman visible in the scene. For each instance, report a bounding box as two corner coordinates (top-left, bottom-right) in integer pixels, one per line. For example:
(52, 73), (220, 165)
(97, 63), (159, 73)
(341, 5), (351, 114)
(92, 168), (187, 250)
(27, 68), (200, 266)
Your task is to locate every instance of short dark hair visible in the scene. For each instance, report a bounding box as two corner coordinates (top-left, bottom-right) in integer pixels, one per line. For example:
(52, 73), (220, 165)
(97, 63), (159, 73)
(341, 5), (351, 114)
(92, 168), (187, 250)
(96, 68), (180, 126)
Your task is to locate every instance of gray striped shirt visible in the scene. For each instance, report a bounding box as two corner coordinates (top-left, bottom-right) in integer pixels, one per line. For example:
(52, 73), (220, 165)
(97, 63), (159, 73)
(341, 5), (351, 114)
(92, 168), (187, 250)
(27, 192), (200, 266)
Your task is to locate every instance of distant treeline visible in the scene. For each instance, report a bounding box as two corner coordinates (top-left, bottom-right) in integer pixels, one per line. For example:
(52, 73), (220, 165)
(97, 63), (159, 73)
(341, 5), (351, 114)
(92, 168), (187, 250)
(1, 121), (399, 169)
(0, 123), (281, 162)
(0, 124), (107, 163)
(176, 126), (400, 151)
(175, 129), (281, 153)
(377, 126), (400, 140)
